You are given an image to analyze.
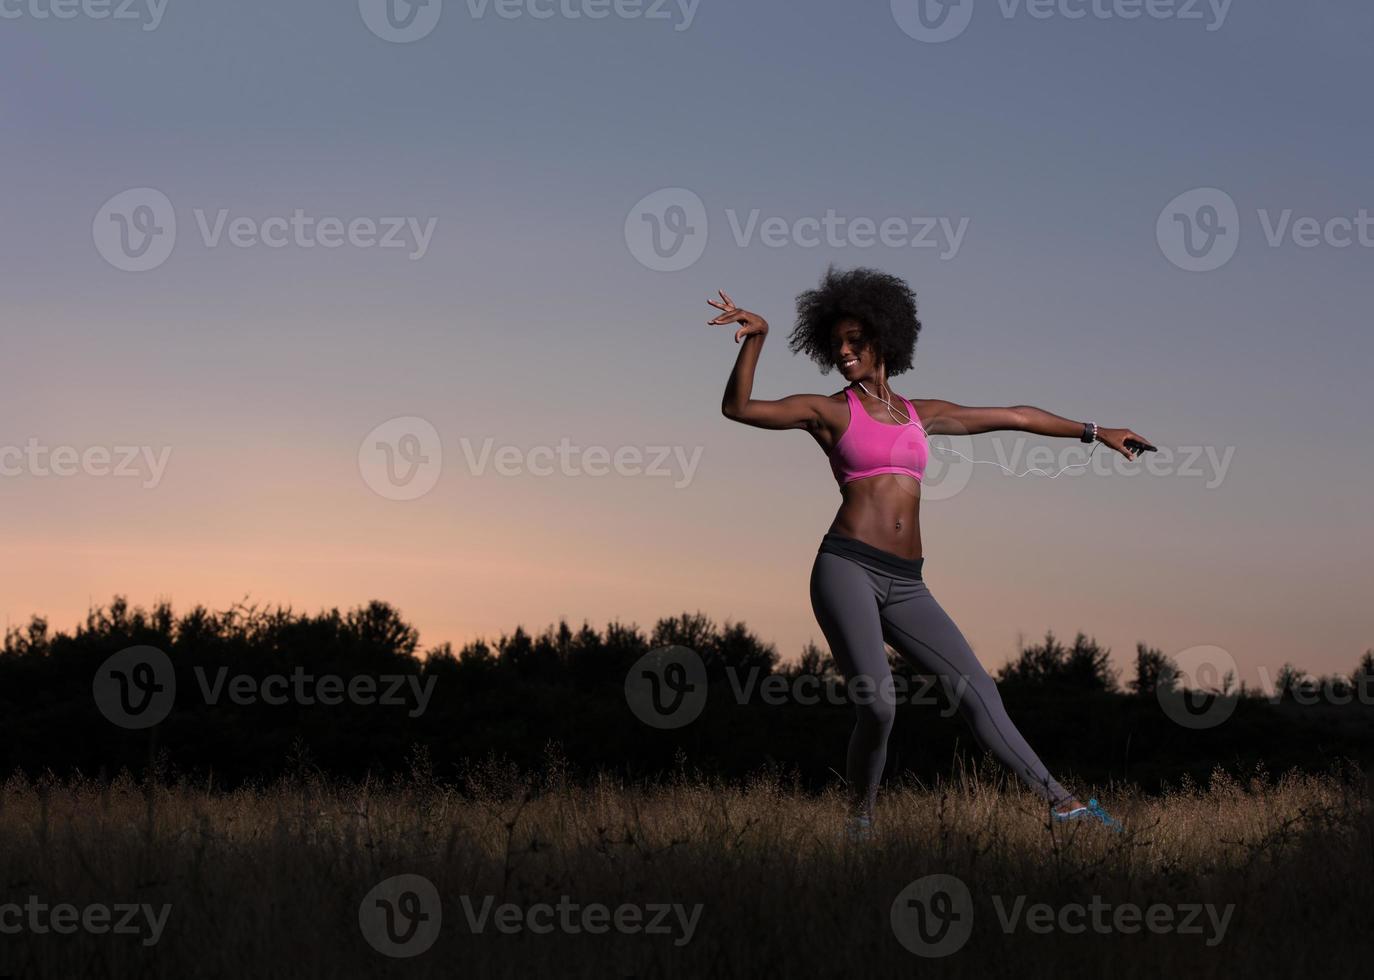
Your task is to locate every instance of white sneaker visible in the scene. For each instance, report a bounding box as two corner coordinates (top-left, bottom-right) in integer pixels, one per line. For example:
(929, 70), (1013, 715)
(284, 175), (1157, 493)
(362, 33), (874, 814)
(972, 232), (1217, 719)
(843, 815), (875, 843)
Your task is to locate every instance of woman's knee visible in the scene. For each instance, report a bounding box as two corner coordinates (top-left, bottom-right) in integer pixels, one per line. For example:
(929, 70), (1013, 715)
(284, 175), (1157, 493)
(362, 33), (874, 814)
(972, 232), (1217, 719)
(944, 669), (1005, 722)
(850, 677), (898, 733)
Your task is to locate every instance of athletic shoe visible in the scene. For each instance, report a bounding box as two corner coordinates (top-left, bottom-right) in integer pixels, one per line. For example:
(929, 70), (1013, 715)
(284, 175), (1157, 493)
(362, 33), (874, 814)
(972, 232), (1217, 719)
(843, 814), (876, 843)
(1052, 798), (1123, 832)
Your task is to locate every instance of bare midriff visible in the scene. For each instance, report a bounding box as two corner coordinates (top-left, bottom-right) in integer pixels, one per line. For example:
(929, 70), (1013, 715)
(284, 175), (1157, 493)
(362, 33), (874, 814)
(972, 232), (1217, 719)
(826, 473), (923, 560)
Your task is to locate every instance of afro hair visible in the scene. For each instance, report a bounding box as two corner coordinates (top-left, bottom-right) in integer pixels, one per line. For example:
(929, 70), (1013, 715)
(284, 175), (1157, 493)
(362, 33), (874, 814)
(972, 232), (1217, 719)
(787, 265), (922, 377)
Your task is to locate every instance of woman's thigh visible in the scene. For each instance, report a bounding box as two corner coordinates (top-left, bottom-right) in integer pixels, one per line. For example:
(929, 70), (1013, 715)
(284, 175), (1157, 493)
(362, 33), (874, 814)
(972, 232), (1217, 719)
(809, 553), (892, 686)
(877, 579), (991, 696)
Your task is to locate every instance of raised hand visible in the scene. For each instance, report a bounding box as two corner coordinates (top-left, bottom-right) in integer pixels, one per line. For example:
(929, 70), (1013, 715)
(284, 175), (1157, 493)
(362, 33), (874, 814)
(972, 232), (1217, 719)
(707, 290), (769, 344)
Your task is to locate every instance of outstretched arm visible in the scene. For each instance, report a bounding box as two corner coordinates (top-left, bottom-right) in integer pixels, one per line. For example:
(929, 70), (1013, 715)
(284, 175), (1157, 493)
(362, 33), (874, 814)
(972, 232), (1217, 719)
(711, 290), (829, 431)
(913, 399), (1152, 459)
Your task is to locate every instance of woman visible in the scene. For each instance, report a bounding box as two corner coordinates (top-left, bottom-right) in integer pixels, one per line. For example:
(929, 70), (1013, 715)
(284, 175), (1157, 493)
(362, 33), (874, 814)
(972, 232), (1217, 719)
(710, 266), (1147, 838)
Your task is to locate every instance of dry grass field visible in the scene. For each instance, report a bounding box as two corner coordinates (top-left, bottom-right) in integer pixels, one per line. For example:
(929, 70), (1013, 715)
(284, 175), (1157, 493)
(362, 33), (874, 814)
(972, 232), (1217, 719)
(2, 758), (1372, 978)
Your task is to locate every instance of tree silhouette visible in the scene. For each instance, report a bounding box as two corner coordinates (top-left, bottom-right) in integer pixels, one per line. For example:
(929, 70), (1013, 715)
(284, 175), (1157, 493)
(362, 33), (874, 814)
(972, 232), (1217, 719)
(5, 596), (1374, 793)
(1352, 650), (1374, 704)
(1130, 643), (1175, 696)
(997, 630), (1118, 692)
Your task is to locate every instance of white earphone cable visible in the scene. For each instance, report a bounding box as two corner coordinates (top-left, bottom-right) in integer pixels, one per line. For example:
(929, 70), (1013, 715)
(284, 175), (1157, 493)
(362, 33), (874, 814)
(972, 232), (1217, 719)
(855, 380), (1100, 480)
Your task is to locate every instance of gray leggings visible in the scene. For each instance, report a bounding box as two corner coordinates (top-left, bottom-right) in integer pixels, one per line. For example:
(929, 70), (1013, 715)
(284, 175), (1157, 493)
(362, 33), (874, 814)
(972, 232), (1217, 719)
(808, 533), (1073, 813)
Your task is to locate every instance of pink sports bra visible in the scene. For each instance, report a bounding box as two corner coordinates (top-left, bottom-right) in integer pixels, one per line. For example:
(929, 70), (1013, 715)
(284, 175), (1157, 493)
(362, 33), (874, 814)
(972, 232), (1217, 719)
(827, 387), (929, 487)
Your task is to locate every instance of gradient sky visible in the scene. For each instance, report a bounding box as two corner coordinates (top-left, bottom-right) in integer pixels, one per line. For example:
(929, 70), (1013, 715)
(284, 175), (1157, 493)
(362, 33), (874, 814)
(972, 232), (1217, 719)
(3, 1), (1371, 689)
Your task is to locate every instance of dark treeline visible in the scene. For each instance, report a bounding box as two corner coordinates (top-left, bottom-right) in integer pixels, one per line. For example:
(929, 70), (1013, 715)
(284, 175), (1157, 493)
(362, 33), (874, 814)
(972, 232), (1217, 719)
(3, 597), (1373, 793)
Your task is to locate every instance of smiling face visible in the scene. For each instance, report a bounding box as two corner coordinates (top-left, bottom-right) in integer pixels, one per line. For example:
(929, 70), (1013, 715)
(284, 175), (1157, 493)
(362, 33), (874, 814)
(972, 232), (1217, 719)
(830, 318), (881, 382)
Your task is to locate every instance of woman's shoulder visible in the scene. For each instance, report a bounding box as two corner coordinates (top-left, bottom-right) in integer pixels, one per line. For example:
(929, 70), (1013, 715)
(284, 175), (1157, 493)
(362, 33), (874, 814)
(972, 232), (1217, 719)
(891, 391), (927, 419)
